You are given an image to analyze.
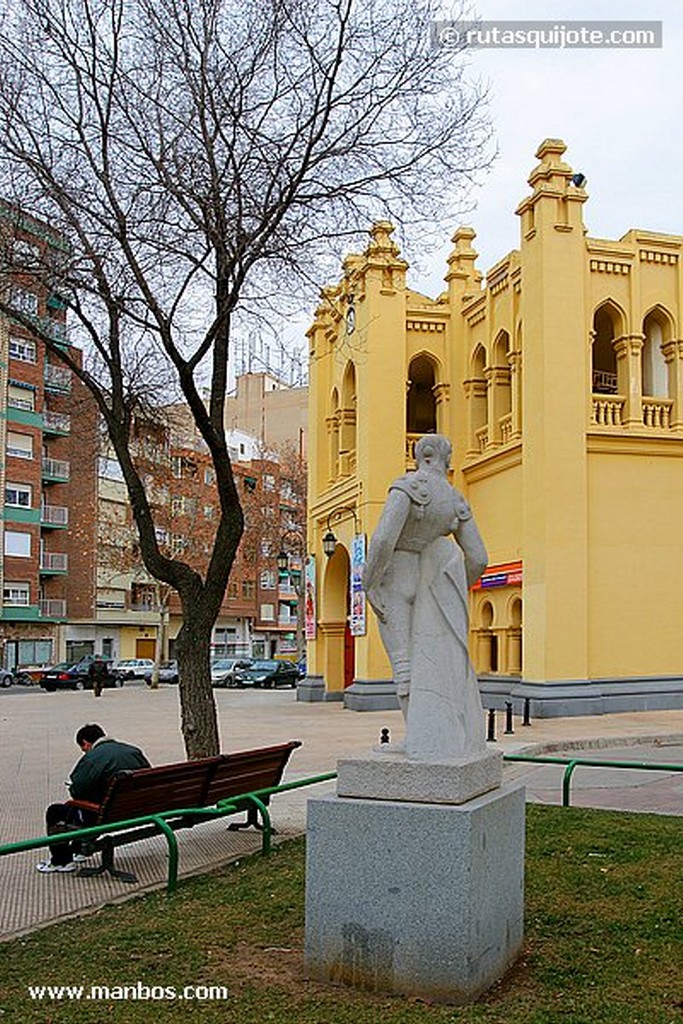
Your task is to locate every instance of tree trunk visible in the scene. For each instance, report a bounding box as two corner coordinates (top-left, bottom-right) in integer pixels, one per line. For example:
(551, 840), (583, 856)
(175, 618), (220, 758)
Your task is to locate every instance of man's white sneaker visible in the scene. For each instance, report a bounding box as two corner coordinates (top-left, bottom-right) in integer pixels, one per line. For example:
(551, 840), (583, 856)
(36, 860), (77, 874)
(72, 853), (90, 863)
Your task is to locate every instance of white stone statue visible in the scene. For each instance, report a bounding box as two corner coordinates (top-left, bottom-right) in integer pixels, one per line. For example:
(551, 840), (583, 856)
(363, 435), (488, 763)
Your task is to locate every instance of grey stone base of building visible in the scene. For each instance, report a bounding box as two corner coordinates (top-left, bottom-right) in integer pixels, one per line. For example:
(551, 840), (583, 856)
(342, 679), (399, 711)
(305, 783), (525, 1003)
(297, 677), (343, 702)
(479, 675), (683, 718)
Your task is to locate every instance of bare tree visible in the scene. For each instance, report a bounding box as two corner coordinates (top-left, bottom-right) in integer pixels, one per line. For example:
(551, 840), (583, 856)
(0, 0), (490, 756)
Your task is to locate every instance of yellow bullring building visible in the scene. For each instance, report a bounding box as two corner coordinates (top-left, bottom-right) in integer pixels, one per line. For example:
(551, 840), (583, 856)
(299, 138), (683, 716)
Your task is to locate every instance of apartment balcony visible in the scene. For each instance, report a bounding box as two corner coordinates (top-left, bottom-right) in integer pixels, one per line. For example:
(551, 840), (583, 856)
(39, 598), (67, 619)
(500, 412), (514, 445)
(38, 315), (68, 345)
(405, 433), (421, 463)
(475, 425), (488, 453)
(44, 363), (71, 393)
(278, 614), (298, 628)
(41, 457), (70, 482)
(590, 395), (675, 431)
(1, 604), (40, 621)
(337, 448), (356, 477)
(40, 551), (68, 574)
(642, 398), (673, 430)
(41, 504), (69, 528)
(592, 369), (618, 394)
(95, 601), (161, 625)
(43, 410), (71, 435)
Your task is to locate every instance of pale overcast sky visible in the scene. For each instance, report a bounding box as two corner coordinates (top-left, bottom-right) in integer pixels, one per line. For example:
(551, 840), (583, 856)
(415, 0), (680, 295)
(242, 1), (680, 378)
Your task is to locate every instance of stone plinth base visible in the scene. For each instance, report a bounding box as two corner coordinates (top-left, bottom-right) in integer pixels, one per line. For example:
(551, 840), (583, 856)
(336, 748), (502, 804)
(343, 679), (399, 711)
(305, 784), (525, 1004)
(297, 677), (344, 702)
(479, 675), (683, 717)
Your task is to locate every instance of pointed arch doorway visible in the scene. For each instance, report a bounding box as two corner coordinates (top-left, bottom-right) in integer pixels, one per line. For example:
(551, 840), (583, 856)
(320, 543), (354, 697)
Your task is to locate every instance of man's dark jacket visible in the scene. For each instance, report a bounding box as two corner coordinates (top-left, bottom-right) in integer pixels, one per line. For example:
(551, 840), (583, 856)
(69, 737), (150, 803)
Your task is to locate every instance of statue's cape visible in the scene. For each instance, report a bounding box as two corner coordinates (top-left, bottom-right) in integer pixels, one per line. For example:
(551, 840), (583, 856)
(389, 471), (473, 521)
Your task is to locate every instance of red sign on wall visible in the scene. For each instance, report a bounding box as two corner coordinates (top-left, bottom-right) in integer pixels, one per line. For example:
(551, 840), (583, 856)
(472, 560), (523, 590)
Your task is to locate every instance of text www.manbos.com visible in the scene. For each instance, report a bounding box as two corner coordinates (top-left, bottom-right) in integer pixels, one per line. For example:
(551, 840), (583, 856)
(28, 982), (230, 1002)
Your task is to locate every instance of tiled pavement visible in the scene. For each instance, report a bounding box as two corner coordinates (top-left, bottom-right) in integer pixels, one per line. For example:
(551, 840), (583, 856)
(1, 683), (681, 941)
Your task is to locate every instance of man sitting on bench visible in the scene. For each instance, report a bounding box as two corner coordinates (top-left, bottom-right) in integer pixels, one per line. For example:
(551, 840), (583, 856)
(36, 723), (150, 874)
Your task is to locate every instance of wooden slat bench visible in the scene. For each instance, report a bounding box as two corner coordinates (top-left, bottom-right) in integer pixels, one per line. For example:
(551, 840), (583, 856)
(65, 740), (302, 884)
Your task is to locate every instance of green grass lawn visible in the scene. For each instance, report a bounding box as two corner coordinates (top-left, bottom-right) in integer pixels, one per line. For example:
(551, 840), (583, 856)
(0, 805), (680, 1024)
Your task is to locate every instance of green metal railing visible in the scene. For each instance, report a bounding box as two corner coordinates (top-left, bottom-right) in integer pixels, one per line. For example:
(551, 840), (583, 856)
(0, 771), (337, 894)
(503, 754), (683, 807)
(2, 758), (679, 896)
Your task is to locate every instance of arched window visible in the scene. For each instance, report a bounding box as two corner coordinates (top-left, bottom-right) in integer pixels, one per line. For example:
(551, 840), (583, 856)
(468, 344), (488, 452)
(481, 601), (494, 629)
(491, 330), (512, 443)
(592, 304), (622, 394)
(508, 597), (523, 675)
(642, 308), (671, 397)
(406, 354), (437, 434)
(337, 362), (356, 473)
(328, 387), (340, 480)
(342, 364), (358, 452)
(479, 600), (497, 673)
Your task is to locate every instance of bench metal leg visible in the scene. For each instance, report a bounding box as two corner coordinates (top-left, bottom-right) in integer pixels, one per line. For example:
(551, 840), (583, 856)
(230, 796), (272, 855)
(227, 803), (277, 835)
(78, 837), (138, 884)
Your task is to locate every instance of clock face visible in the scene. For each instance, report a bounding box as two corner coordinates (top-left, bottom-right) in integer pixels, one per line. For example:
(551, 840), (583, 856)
(346, 306), (356, 335)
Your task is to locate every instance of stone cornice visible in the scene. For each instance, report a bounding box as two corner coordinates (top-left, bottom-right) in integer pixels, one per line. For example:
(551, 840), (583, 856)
(587, 431), (683, 456)
(310, 480), (361, 525)
(462, 443), (522, 482)
(585, 238), (635, 260)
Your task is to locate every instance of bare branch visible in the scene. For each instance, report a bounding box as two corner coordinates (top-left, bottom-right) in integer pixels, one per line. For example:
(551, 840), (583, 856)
(0, 0), (490, 756)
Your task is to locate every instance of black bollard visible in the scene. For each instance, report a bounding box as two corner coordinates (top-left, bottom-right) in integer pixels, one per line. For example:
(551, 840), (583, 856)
(486, 707), (496, 742)
(379, 727), (391, 745)
(504, 700), (514, 735)
(522, 696), (531, 726)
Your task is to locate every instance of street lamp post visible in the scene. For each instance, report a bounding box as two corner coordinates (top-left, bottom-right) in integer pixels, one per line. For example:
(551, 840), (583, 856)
(322, 506), (360, 558)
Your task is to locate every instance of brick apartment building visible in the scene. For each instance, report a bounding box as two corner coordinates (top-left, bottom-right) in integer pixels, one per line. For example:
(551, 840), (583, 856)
(65, 419), (306, 663)
(1, 209), (306, 672)
(0, 208), (97, 671)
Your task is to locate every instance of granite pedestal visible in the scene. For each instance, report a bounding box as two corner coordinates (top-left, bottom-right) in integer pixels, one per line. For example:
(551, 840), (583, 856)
(305, 781), (525, 1004)
(337, 748), (502, 804)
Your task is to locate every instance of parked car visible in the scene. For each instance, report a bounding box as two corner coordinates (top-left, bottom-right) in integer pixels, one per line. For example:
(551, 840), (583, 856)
(111, 658), (155, 680)
(143, 661), (179, 685)
(39, 658), (121, 692)
(234, 659), (299, 689)
(10, 669), (35, 685)
(0, 669), (13, 688)
(211, 658), (253, 688)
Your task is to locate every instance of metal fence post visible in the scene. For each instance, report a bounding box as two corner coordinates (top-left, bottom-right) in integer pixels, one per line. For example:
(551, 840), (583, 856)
(487, 707), (496, 742)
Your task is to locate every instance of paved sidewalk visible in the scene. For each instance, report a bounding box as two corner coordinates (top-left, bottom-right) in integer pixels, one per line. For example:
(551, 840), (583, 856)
(1, 684), (682, 941)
